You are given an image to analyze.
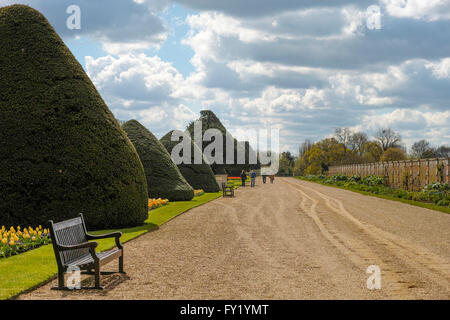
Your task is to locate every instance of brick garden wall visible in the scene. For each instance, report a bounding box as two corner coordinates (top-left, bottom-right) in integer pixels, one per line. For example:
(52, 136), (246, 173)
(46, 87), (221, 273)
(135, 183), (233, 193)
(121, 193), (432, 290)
(327, 157), (450, 191)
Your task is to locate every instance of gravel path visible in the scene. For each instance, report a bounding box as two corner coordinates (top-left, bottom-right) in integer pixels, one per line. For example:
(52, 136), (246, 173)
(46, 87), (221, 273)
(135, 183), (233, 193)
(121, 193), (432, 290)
(18, 178), (450, 299)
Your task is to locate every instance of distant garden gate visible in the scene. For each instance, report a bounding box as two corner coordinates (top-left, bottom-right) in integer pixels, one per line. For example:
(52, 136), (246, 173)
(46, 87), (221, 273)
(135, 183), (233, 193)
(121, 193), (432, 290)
(328, 157), (450, 191)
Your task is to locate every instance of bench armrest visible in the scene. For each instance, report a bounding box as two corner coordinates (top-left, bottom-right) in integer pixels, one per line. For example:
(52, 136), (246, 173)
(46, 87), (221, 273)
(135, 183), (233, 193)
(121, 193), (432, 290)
(86, 231), (122, 240)
(86, 231), (123, 249)
(58, 241), (98, 251)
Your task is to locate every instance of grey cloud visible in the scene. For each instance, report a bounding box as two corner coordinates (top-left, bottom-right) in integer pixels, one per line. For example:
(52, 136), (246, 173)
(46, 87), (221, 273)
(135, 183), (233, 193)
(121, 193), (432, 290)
(174, 0), (374, 17)
(0, 0), (167, 44)
(212, 17), (450, 70)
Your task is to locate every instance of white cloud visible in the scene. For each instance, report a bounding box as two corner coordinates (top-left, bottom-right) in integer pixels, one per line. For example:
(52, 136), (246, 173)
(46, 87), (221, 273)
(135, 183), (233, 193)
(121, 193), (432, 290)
(382, 0), (450, 21)
(426, 58), (450, 79)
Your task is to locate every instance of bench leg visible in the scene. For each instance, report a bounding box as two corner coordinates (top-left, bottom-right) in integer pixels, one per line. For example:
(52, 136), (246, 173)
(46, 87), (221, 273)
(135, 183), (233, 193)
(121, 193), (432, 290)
(94, 263), (102, 289)
(58, 270), (65, 288)
(119, 255), (124, 273)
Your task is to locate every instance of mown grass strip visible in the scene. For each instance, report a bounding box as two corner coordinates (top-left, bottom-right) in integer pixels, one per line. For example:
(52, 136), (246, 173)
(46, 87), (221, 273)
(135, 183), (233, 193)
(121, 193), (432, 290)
(0, 192), (221, 300)
(295, 176), (450, 215)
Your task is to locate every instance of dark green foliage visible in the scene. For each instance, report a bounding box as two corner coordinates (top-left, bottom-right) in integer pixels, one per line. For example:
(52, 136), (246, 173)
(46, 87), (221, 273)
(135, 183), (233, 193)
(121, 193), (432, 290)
(122, 120), (194, 201)
(160, 130), (219, 192)
(0, 5), (149, 229)
(186, 110), (259, 176)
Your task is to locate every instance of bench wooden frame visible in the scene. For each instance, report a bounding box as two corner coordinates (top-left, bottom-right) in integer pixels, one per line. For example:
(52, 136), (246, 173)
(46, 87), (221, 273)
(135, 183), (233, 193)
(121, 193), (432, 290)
(48, 213), (124, 290)
(222, 182), (235, 197)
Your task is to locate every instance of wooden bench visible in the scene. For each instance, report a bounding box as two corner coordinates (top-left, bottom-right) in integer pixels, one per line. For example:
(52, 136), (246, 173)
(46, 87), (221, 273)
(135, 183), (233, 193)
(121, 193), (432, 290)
(48, 213), (124, 290)
(222, 182), (235, 197)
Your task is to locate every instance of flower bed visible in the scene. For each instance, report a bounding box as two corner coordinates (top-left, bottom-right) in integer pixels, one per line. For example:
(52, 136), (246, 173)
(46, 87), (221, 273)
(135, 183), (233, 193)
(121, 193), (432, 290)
(0, 226), (51, 258)
(300, 174), (450, 208)
(148, 198), (169, 211)
(194, 189), (205, 197)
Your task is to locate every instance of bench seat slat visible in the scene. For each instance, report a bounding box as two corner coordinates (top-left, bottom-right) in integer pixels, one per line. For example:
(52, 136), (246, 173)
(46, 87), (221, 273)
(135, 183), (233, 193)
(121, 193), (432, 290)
(66, 248), (121, 268)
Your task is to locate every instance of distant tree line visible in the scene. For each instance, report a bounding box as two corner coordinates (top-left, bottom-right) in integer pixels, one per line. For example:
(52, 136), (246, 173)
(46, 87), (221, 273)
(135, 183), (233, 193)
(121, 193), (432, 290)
(276, 127), (450, 176)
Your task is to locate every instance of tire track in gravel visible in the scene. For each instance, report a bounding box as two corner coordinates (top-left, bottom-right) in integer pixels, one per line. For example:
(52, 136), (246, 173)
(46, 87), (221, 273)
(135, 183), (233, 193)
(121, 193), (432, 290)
(225, 184), (377, 299)
(285, 178), (450, 299)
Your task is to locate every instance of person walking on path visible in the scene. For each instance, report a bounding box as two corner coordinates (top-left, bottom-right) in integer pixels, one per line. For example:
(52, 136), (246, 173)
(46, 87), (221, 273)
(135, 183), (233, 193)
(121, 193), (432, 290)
(240, 170), (247, 187)
(269, 174), (275, 184)
(262, 174), (267, 184)
(250, 170), (257, 187)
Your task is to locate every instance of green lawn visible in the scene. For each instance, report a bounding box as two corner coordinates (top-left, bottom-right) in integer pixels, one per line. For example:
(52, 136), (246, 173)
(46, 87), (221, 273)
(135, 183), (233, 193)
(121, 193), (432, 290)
(0, 192), (221, 300)
(227, 178), (250, 188)
(295, 176), (450, 215)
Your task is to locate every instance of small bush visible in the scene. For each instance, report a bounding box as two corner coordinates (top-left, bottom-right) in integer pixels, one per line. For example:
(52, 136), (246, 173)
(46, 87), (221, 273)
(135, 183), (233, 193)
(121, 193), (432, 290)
(423, 182), (450, 192)
(331, 174), (348, 182)
(349, 175), (361, 183)
(362, 175), (385, 186)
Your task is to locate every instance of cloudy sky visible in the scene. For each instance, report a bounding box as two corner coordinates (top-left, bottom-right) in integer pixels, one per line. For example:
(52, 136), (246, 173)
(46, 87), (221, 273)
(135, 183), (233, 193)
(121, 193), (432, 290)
(2, 0), (450, 153)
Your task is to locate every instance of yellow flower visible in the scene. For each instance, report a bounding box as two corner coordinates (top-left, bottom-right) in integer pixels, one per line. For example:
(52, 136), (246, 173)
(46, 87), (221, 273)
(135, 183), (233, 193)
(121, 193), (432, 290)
(17, 226), (21, 231)
(31, 236), (36, 241)
(9, 240), (14, 246)
(1, 238), (7, 244)
(38, 231), (42, 237)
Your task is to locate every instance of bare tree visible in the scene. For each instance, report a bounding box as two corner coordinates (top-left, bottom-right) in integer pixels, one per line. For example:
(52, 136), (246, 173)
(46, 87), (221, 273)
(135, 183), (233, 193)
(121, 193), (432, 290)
(349, 131), (368, 156)
(411, 139), (435, 159)
(334, 127), (352, 154)
(435, 145), (450, 158)
(299, 139), (313, 158)
(374, 128), (402, 151)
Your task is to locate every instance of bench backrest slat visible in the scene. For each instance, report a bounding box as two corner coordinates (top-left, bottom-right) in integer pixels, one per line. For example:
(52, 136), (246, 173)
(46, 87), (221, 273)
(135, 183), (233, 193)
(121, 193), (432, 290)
(50, 216), (89, 266)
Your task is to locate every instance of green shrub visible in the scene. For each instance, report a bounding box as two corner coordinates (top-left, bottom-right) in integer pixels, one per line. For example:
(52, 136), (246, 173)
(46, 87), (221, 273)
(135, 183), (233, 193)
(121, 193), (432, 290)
(122, 120), (194, 201)
(392, 189), (411, 199)
(0, 5), (148, 229)
(349, 175), (361, 183)
(160, 130), (219, 193)
(331, 174), (348, 182)
(423, 182), (450, 192)
(362, 175), (385, 186)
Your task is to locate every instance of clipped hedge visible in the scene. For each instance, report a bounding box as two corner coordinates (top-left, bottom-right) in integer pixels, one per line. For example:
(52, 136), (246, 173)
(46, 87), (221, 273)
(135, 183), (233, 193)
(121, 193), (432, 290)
(0, 5), (148, 229)
(122, 120), (194, 201)
(160, 130), (220, 192)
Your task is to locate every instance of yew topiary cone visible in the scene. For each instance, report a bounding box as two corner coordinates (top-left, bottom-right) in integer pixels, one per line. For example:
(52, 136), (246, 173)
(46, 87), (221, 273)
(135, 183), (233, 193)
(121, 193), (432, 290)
(0, 5), (148, 229)
(122, 120), (194, 201)
(160, 130), (219, 192)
